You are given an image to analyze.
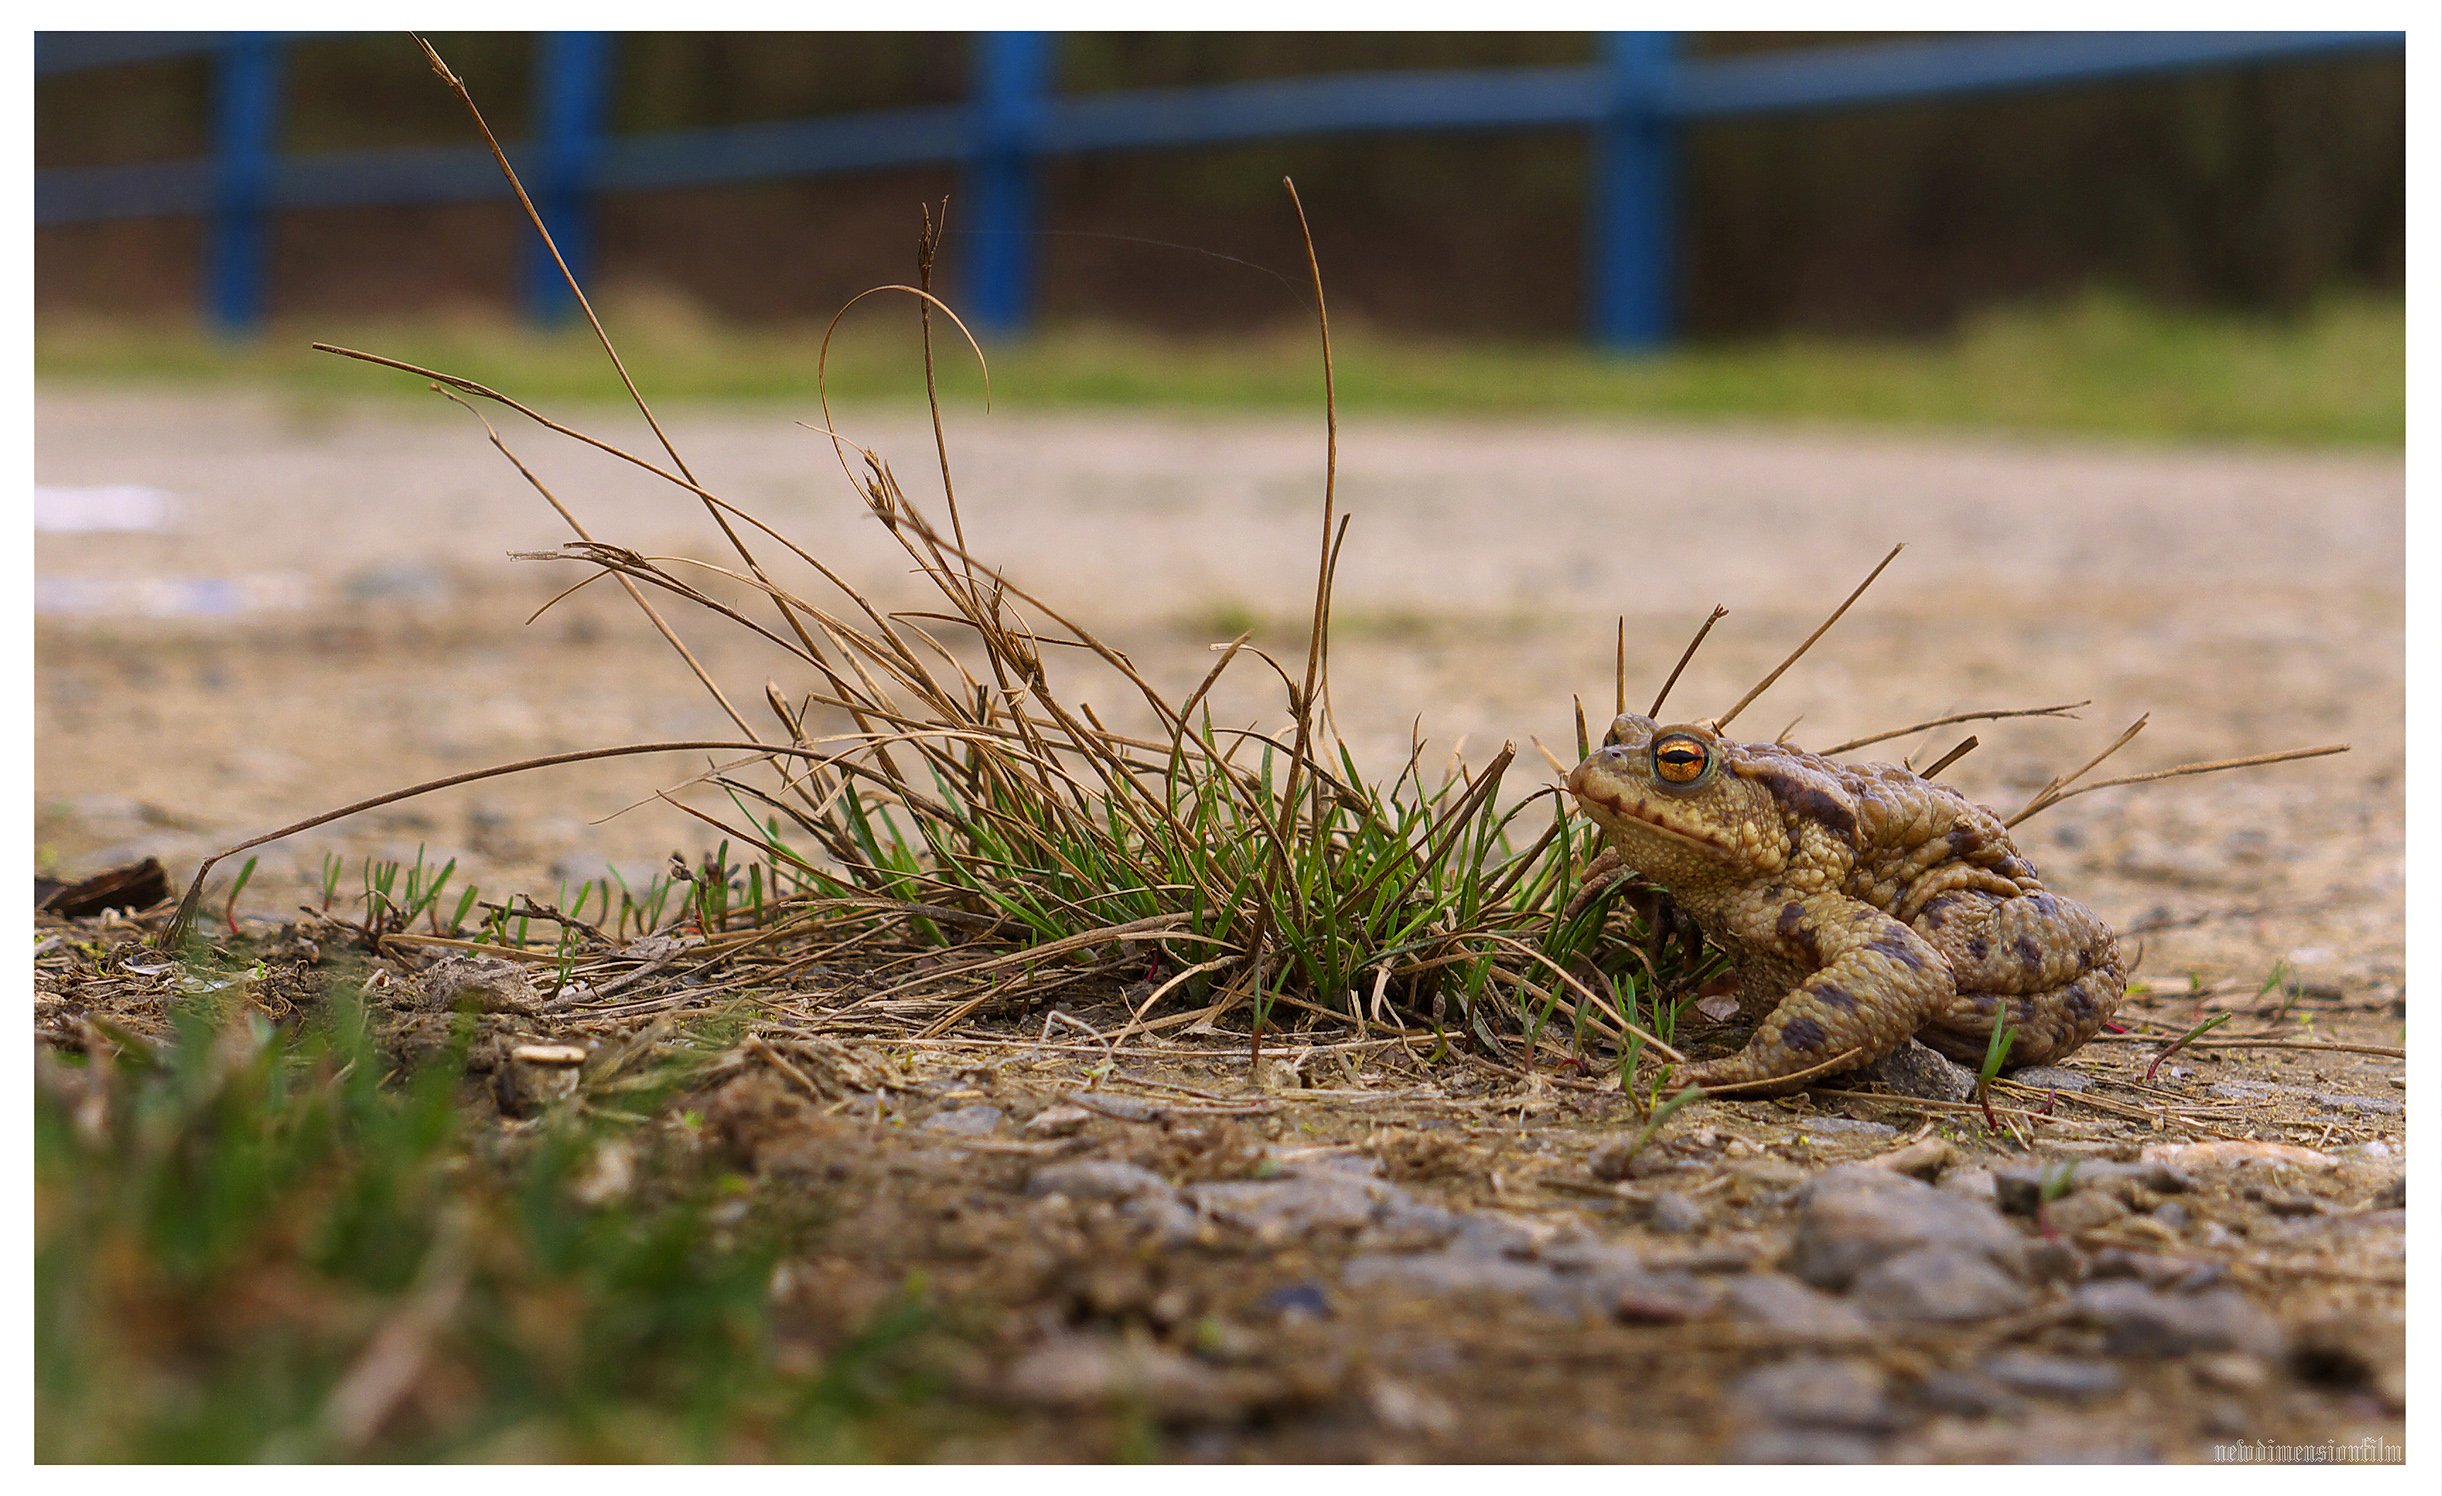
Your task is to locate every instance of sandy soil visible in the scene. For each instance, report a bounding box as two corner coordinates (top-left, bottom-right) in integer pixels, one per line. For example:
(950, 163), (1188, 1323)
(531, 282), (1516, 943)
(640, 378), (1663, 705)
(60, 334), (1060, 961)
(35, 388), (2404, 999)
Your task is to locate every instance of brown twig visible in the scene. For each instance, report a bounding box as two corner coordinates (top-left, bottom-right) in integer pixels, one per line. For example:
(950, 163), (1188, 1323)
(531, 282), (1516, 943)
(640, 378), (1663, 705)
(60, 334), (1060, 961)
(1822, 700), (2088, 757)
(1712, 543), (1903, 732)
(2012, 743), (2350, 824)
(2004, 714), (2149, 827)
(1648, 605), (1726, 719)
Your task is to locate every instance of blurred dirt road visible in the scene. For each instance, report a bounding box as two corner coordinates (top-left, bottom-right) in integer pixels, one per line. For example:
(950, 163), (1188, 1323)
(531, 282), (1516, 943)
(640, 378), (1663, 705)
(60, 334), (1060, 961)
(34, 389), (2404, 1002)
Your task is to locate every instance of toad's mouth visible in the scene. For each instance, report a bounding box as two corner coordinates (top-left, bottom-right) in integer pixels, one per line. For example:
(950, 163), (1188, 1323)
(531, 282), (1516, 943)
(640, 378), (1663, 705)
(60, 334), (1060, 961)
(1565, 766), (1735, 856)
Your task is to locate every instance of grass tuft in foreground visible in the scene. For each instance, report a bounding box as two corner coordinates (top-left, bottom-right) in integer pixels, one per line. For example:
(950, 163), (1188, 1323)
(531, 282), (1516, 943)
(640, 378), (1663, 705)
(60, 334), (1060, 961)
(36, 994), (949, 1461)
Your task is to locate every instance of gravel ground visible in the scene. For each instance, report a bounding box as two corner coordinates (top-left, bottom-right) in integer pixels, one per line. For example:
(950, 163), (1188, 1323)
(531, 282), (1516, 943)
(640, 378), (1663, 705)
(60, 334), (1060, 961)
(35, 389), (2403, 1000)
(32, 387), (2408, 1462)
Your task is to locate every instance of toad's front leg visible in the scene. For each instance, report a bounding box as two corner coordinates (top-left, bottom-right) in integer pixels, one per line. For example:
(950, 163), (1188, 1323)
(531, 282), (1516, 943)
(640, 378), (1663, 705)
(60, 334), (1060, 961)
(1682, 891), (1953, 1096)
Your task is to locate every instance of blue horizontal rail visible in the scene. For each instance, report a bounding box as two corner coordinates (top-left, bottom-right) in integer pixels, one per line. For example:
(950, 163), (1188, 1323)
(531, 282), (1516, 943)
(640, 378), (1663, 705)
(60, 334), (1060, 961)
(33, 29), (2406, 347)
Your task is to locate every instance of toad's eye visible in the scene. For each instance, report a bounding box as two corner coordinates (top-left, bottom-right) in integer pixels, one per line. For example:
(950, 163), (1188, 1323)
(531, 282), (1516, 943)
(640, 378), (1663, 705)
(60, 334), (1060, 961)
(1652, 733), (1712, 786)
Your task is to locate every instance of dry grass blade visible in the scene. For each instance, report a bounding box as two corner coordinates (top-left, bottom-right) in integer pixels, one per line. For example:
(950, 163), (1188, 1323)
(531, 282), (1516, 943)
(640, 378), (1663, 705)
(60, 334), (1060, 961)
(407, 34), (824, 679)
(2009, 742), (2349, 824)
(1713, 543), (1903, 732)
(1918, 735), (1979, 780)
(2004, 714), (2149, 827)
(1614, 618), (1628, 718)
(1822, 700), (2088, 757)
(1648, 605), (1726, 719)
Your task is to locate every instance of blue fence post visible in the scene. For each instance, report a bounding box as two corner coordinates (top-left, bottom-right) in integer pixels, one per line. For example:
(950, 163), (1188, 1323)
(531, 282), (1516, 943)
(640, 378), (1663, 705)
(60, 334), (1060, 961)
(964, 31), (1052, 336)
(206, 32), (283, 335)
(1589, 31), (1680, 351)
(525, 30), (614, 324)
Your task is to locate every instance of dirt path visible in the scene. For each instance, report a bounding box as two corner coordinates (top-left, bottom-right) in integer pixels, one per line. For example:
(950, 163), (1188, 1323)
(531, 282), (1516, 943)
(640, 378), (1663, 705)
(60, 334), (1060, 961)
(36, 389), (2404, 998)
(33, 388), (2407, 1461)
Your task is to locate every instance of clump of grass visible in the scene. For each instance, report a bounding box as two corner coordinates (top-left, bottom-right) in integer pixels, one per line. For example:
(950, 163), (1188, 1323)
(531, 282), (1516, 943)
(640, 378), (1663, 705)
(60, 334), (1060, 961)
(162, 36), (1704, 1077)
(36, 996), (944, 1460)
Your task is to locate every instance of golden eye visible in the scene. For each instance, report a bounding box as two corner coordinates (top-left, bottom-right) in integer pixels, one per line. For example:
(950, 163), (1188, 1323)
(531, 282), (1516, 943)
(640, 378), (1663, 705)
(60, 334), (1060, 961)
(1652, 733), (1711, 785)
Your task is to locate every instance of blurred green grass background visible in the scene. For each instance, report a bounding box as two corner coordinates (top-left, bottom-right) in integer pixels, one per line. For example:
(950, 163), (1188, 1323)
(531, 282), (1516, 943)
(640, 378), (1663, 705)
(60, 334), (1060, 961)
(37, 289), (2404, 448)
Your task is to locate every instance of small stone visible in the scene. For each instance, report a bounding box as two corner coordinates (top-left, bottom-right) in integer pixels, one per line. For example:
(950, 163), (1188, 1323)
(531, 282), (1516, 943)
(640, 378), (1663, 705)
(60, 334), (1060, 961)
(2310, 1090), (2403, 1116)
(922, 1104), (1005, 1136)
(2043, 1191), (2130, 1235)
(2248, 1186), (2322, 1217)
(999, 1334), (1234, 1415)
(1982, 1351), (2123, 1402)
(2152, 1200), (2192, 1230)
(1367, 1376), (1458, 1437)
(1867, 1137), (1957, 1181)
(1914, 1369), (2023, 1418)
(1589, 1136), (1680, 1181)
(1645, 1190), (1707, 1235)
(1608, 1271), (1721, 1324)
(1788, 1116), (1898, 1138)
(1722, 1273), (1871, 1341)
(2190, 1353), (2271, 1393)
(411, 954), (540, 1014)
(2138, 1140), (2338, 1172)
(508, 1042), (586, 1066)
(1729, 1428), (1879, 1464)
(1190, 1170), (1395, 1236)
(1938, 1166), (1998, 1202)
(2021, 1237), (2087, 1286)
(1121, 1192), (1202, 1247)
(1023, 1103), (1092, 1136)
(1847, 1246), (2032, 1324)
(1026, 1159), (1174, 1202)
(1786, 1166), (2026, 1291)
(2070, 1282), (2282, 1358)
(1261, 1282), (1332, 1319)
(1067, 1090), (1165, 1122)
(2008, 1064), (2092, 1093)
(1724, 1158), (1809, 1205)
(1342, 1249), (1561, 1306)
(1731, 1356), (1896, 1432)
(495, 1042), (586, 1114)
(1846, 1039), (1975, 1102)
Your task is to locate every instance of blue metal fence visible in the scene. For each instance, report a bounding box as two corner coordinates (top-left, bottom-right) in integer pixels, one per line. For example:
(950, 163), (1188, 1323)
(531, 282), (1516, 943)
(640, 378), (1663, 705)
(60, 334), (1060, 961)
(33, 29), (2406, 349)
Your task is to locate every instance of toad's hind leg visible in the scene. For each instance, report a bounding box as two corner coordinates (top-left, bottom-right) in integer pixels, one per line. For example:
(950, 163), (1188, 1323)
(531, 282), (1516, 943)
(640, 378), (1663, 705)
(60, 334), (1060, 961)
(1682, 895), (1953, 1096)
(1912, 890), (2125, 1067)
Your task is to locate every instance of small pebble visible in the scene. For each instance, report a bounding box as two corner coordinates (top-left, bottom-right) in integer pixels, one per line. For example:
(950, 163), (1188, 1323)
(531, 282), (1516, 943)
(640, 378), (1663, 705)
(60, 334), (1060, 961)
(1913, 1368), (2024, 1418)
(1982, 1351), (2123, 1402)
(1733, 1356), (1896, 1432)
(1260, 1282), (1332, 1319)
(2043, 1191), (2130, 1234)
(922, 1104), (1005, 1136)
(1023, 1103), (1092, 1136)
(1645, 1190), (1707, 1235)
(1722, 1273), (1871, 1341)
(2070, 1281), (2282, 1358)
(1026, 1159), (1173, 1202)
(2009, 1064), (2092, 1093)
(1847, 1245), (2032, 1324)
(1729, 1428), (1880, 1464)
(1847, 1039), (1975, 1103)
(1787, 1166), (2026, 1291)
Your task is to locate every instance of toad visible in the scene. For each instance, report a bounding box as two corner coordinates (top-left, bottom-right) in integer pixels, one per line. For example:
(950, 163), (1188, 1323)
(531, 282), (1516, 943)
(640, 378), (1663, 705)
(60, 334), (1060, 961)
(1567, 713), (2124, 1095)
